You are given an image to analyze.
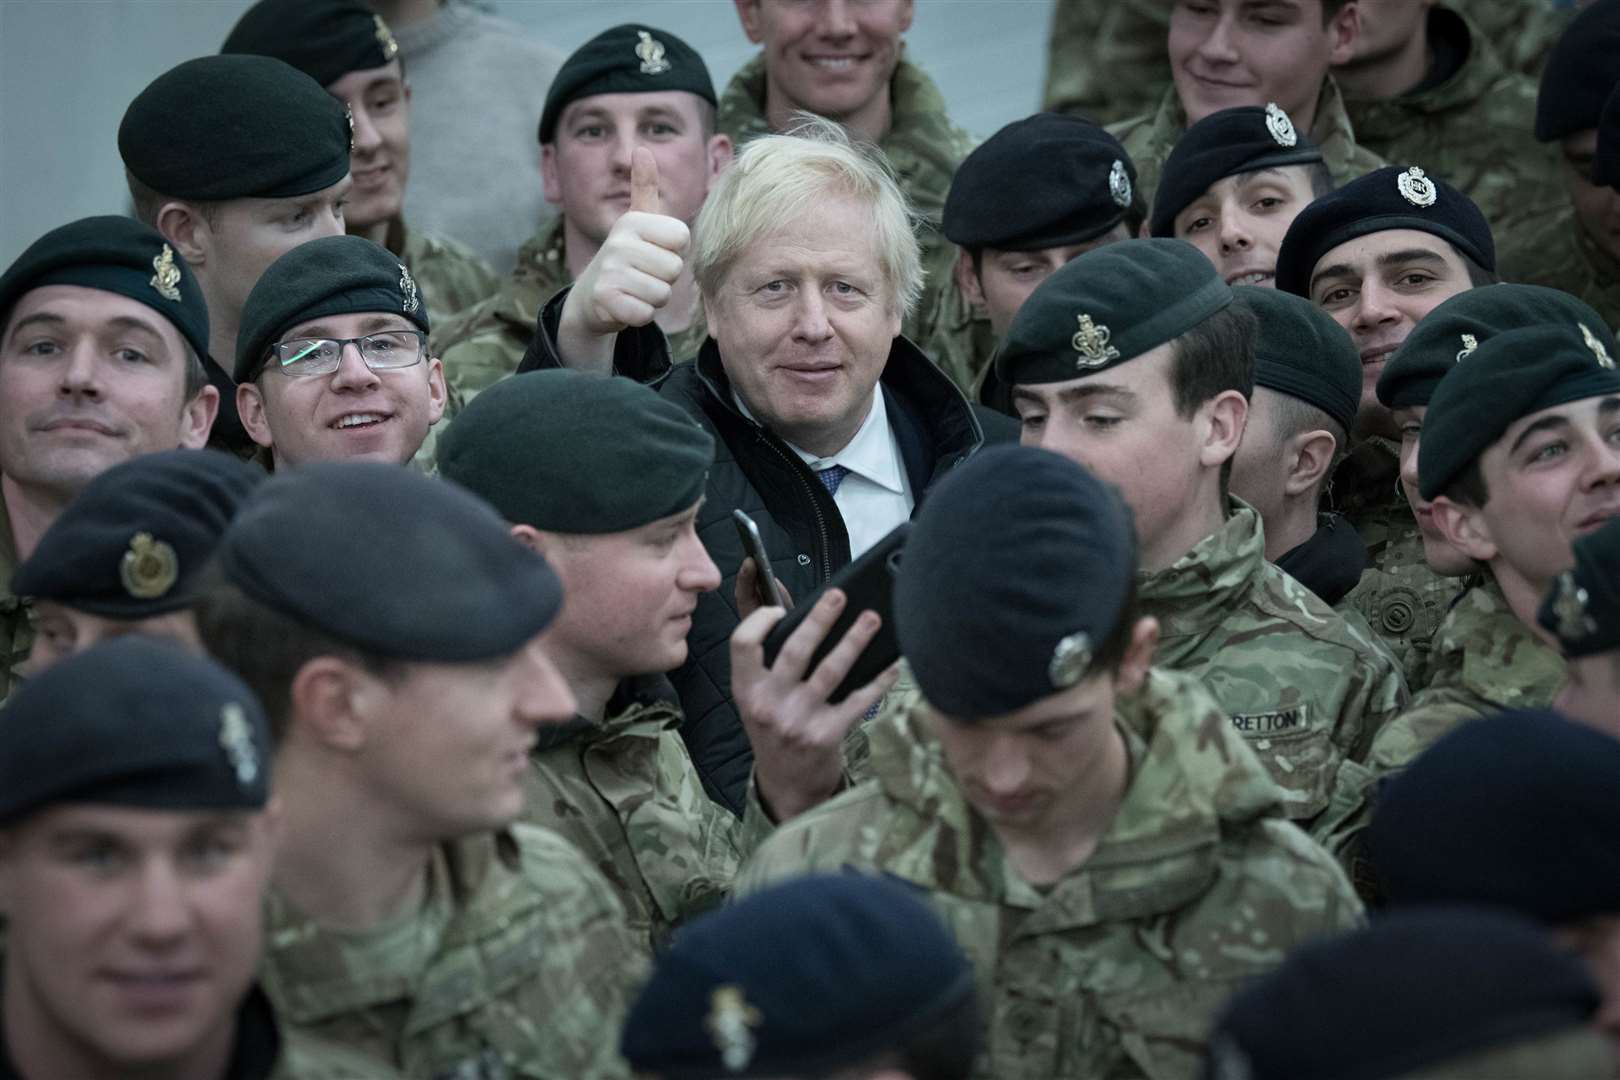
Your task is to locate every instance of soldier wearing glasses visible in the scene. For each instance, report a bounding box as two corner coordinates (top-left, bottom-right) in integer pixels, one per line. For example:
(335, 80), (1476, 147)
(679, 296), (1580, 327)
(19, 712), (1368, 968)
(233, 234), (446, 469)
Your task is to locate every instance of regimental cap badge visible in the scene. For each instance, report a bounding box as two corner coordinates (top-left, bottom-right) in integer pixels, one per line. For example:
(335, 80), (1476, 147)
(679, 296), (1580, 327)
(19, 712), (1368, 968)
(373, 14), (399, 61)
(399, 263), (419, 314)
(149, 244), (182, 303)
(636, 29), (671, 75)
(1108, 159), (1132, 209)
(1396, 166), (1438, 208)
(1072, 313), (1121, 369)
(1553, 570), (1598, 643)
(218, 703), (259, 788)
(1456, 333), (1478, 362)
(1582, 322), (1614, 369)
(704, 985), (762, 1072)
(345, 104), (355, 152)
(119, 532), (178, 600)
(1048, 631), (1094, 689)
(1263, 102), (1297, 148)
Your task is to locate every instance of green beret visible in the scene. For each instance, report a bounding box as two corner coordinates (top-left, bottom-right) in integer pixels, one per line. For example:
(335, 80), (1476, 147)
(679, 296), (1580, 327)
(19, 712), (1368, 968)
(0, 636), (271, 824)
(1540, 517), (1620, 657)
(995, 238), (1233, 387)
(0, 216), (210, 362)
(439, 370), (714, 534)
(235, 234), (429, 382)
(218, 461), (563, 662)
(119, 55), (351, 201)
(1378, 284), (1620, 411)
(222, 0), (399, 87)
(1234, 286), (1359, 435)
(539, 24), (716, 143)
(1418, 323), (1620, 501)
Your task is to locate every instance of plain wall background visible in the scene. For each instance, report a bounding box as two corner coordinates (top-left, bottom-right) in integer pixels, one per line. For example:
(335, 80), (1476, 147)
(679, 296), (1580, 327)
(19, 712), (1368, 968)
(0, 0), (1058, 260)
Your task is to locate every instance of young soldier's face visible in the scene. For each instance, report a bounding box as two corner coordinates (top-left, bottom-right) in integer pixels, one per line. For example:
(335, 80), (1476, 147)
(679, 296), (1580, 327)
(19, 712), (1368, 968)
(736, 0), (914, 126)
(1392, 404), (1477, 576)
(543, 91), (731, 244)
(1563, 129), (1620, 262)
(1308, 229), (1474, 437)
(27, 600), (202, 676)
(194, 179), (351, 320)
(1175, 166), (1320, 288)
(327, 61), (410, 233)
(0, 286), (214, 500)
(0, 804), (275, 1073)
(956, 228), (1131, 337)
(1168, 0), (1359, 125)
(1555, 652), (1620, 740)
(538, 501), (721, 681)
(237, 310), (446, 469)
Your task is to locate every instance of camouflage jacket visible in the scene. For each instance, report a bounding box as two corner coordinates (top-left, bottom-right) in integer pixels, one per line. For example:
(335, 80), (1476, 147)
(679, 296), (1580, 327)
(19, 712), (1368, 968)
(1140, 501), (1408, 828)
(0, 495), (33, 704)
(718, 54), (977, 342)
(521, 676), (742, 954)
(1316, 578), (1566, 890)
(1456, 0), (1573, 78)
(264, 827), (644, 1079)
(1110, 79), (1384, 211)
(738, 668), (1364, 1080)
(1342, 7), (1565, 244)
(1332, 439), (1469, 689)
(916, 271), (1000, 399)
(387, 218), (499, 324)
(1500, 211), (1620, 335)
(432, 218), (710, 406)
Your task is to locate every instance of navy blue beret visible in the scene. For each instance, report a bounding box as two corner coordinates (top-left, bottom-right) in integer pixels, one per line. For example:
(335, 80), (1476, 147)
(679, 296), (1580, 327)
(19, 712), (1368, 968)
(1540, 517), (1620, 657)
(13, 450), (264, 618)
(1151, 104), (1324, 238)
(1205, 907), (1605, 1080)
(896, 444), (1136, 718)
(218, 461), (563, 662)
(1535, 0), (1620, 143)
(539, 25), (715, 144)
(1275, 165), (1494, 299)
(0, 636), (272, 823)
(223, 0), (398, 87)
(945, 112), (1137, 250)
(1370, 709), (1620, 925)
(621, 874), (977, 1078)
(1234, 286), (1359, 435)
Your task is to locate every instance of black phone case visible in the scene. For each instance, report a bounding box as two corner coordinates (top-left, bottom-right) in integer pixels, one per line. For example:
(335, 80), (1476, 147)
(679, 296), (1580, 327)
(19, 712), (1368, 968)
(761, 522), (909, 704)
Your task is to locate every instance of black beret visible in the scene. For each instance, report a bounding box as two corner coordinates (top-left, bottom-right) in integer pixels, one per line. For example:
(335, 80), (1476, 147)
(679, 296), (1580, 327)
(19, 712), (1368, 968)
(1535, 0), (1620, 143)
(222, 0), (399, 87)
(621, 874), (976, 1079)
(0, 636), (272, 823)
(235, 234), (430, 382)
(1275, 165), (1494, 298)
(1233, 286), (1359, 435)
(1205, 907), (1605, 1080)
(1378, 284), (1619, 410)
(943, 113), (1136, 251)
(439, 371), (714, 534)
(995, 238), (1234, 388)
(13, 450), (264, 618)
(0, 216), (210, 362)
(1150, 104), (1324, 238)
(1540, 517), (1620, 657)
(119, 55), (351, 201)
(1599, 83), (1620, 189)
(539, 25), (716, 144)
(1417, 322), (1620, 500)
(1371, 709), (1620, 924)
(896, 444), (1136, 718)
(218, 461), (562, 662)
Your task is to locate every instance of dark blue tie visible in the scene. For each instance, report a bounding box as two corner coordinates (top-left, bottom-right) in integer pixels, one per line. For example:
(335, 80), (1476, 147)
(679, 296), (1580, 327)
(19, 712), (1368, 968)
(816, 463), (850, 496)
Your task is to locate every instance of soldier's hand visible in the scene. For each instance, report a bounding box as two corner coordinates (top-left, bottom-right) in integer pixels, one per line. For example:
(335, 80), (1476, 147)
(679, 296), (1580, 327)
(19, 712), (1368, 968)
(733, 557), (795, 621)
(730, 588), (899, 823)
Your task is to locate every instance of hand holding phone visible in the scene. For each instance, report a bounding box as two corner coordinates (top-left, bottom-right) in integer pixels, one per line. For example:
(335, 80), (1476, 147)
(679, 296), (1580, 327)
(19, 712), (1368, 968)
(732, 510), (785, 610)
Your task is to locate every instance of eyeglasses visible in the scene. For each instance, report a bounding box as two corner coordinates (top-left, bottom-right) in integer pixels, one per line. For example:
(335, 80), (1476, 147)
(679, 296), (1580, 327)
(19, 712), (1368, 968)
(265, 330), (427, 377)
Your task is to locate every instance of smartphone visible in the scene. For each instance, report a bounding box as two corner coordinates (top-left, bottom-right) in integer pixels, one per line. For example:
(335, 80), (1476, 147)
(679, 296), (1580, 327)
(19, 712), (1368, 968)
(732, 510), (786, 609)
(761, 522), (909, 705)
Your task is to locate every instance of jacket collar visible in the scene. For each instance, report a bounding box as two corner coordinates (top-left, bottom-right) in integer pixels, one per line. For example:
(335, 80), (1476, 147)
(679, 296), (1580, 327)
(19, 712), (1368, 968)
(1139, 500), (1267, 668)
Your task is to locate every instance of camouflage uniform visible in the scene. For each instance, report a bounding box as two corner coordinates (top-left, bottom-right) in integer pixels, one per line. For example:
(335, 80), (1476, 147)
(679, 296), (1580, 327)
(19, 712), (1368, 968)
(264, 826), (643, 1079)
(1141, 500), (1408, 829)
(1500, 211), (1620, 335)
(916, 278), (998, 398)
(717, 54), (977, 342)
(520, 677), (743, 953)
(0, 497), (33, 704)
(385, 218), (499, 324)
(1109, 78), (1384, 209)
(738, 667), (1364, 1080)
(1332, 440), (1470, 689)
(1317, 578), (1566, 892)
(1341, 7), (1565, 244)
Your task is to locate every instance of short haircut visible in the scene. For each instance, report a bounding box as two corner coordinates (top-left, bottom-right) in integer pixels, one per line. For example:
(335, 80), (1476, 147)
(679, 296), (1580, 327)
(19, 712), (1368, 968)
(1444, 457), (1491, 509)
(1168, 301), (1258, 419)
(1306, 160), (1335, 198)
(125, 170), (221, 230)
(1269, 390), (1349, 488)
(1321, 0), (1352, 21)
(691, 114), (923, 318)
(1464, 254), (1500, 287)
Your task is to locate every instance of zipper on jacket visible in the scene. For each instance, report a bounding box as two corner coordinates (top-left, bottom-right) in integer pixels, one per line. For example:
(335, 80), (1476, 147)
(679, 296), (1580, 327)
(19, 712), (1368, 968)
(760, 434), (833, 584)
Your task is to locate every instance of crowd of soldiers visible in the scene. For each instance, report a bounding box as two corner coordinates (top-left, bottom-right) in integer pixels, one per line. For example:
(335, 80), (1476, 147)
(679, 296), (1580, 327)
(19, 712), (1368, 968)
(3, 0), (1620, 1076)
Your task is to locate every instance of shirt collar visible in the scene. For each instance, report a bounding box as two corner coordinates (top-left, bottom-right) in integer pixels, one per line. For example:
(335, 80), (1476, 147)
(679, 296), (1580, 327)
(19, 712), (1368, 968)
(732, 389), (907, 494)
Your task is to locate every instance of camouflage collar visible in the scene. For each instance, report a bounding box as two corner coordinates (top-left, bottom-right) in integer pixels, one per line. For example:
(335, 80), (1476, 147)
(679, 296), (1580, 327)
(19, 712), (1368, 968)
(1575, 215), (1620, 288)
(1139, 499), (1266, 634)
(1428, 579), (1567, 707)
(1343, 7), (1504, 123)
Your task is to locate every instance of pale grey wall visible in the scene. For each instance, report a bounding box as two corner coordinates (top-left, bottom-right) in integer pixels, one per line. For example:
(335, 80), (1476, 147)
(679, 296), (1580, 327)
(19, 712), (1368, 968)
(0, 0), (1056, 260)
